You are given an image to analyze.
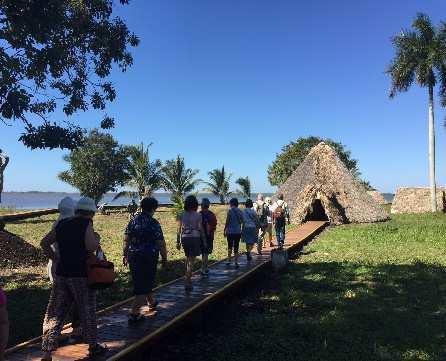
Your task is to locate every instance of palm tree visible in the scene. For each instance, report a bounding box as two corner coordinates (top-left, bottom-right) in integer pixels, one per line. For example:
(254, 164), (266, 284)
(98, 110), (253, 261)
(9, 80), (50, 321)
(236, 176), (251, 199)
(113, 143), (163, 201)
(387, 13), (446, 212)
(204, 166), (232, 204)
(161, 155), (200, 200)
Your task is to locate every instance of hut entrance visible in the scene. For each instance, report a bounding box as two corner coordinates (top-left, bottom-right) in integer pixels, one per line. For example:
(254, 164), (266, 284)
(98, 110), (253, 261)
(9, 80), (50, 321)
(305, 199), (329, 221)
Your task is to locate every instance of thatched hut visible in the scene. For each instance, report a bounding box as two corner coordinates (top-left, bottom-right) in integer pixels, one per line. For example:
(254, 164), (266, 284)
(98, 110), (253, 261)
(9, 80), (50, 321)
(367, 190), (387, 205)
(278, 142), (389, 225)
(391, 187), (446, 214)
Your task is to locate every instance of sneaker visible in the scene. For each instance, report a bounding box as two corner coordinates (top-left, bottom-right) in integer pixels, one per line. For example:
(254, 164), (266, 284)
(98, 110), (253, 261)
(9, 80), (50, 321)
(148, 300), (159, 311)
(128, 314), (145, 325)
(89, 343), (108, 358)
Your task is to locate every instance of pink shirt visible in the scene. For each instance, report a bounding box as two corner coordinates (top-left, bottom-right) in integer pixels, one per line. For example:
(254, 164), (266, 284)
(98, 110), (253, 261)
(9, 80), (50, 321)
(0, 286), (6, 306)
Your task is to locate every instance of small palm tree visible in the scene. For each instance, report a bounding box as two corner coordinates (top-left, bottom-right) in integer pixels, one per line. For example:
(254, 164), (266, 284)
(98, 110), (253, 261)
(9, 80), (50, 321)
(204, 166), (232, 204)
(387, 13), (446, 212)
(236, 176), (251, 199)
(113, 143), (163, 201)
(161, 155), (200, 201)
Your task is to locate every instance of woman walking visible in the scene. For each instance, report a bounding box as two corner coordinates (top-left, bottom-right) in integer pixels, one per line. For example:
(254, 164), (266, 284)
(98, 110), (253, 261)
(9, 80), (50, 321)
(123, 197), (168, 324)
(40, 197), (106, 360)
(242, 199), (260, 261)
(224, 198), (244, 268)
(46, 197), (82, 341)
(177, 195), (205, 291)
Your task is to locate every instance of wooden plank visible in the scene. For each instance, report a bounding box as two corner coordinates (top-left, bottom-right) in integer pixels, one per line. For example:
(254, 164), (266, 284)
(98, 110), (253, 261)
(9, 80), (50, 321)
(5, 221), (326, 361)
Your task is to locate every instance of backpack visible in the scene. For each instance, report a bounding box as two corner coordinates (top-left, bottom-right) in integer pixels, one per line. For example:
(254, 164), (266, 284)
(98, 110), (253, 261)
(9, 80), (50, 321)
(256, 202), (268, 226)
(274, 205), (285, 220)
(202, 210), (217, 237)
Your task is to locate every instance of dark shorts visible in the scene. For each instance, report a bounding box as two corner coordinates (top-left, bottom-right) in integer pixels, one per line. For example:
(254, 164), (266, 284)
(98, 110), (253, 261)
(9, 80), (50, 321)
(128, 250), (159, 296)
(227, 234), (241, 253)
(181, 236), (202, 257)
(201, 236), (214, 255)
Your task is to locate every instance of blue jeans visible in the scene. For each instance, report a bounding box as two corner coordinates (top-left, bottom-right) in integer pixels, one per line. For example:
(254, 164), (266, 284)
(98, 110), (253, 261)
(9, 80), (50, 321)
(276, 227), (285, 247)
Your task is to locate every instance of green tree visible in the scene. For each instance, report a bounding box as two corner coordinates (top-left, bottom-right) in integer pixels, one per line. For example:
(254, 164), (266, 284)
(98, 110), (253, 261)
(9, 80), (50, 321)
(113, 143), (163, 201)
(268, 136), (359, 186)
(161, 155), (200, 201)
(0, 0), (139, 149)
(236, 176), (251, 199)
(387, 13), (446, 212)
(59, 130), (130, 203)
(204, 166), (232, 204)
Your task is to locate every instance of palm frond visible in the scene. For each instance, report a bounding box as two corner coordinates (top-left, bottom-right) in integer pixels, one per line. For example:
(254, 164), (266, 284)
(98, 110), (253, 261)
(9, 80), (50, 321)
(113, 190), (138, 201)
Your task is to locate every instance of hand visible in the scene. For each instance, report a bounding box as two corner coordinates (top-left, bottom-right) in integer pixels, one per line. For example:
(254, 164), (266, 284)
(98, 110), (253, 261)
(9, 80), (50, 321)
(122, 256), (128, 267)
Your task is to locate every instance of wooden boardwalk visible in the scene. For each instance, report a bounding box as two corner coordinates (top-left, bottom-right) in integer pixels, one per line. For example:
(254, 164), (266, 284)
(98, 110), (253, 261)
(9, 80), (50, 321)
(5, 221), (326, 361)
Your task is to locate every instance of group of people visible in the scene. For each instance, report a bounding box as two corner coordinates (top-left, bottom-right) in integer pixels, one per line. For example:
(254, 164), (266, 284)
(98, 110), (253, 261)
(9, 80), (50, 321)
(0, 193), (289, 360)
(224, 194), (290, 268)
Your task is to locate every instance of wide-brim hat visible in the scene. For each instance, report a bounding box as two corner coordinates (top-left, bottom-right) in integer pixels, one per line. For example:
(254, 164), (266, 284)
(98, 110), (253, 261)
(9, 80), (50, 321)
(76, 197), (97, 213)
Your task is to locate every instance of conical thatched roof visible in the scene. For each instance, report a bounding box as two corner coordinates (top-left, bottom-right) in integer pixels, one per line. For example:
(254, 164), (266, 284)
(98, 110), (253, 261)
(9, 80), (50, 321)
(277, 142), (389, 225)
(367, 190), (387, 205)
(391, 187), (446, 214)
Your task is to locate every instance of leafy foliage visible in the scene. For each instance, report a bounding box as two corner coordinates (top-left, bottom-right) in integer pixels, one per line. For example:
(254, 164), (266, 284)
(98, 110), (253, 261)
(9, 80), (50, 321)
(58, 129), (130, 203)
(161, 155), (200, 201)
(113, 143), (163, 201)
(235, 176), (251, 199)
(204, 166), (232, 204)
(0, 0), (139, 149)
(387, 13), (446, 103)
(267, 136), (359, 186)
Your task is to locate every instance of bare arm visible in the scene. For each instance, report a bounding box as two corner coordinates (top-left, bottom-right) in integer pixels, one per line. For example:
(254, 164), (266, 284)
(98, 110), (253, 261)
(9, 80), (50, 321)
(40, 230), (58, 260)
(224, 210), (230, 236)
(84, 223), (99, 251)
(157, 238), (168, 265)
(176, 218), (182, 249)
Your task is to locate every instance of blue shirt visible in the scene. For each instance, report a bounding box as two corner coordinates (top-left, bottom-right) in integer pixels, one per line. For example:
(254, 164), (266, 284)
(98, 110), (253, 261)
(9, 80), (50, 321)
(125, 212), (164, 253)
(226, 207), (244, 234)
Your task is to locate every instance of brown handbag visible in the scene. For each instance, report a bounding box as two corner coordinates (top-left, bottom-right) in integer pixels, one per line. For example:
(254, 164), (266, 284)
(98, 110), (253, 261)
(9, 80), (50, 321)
(86, 253), (116, 290)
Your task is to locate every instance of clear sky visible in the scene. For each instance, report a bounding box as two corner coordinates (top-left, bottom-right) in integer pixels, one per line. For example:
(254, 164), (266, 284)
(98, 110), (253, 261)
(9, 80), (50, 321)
(3, 0), (446, 194)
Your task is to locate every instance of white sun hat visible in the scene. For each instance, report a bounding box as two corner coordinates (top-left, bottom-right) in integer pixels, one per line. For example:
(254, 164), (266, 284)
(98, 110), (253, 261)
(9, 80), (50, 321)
(57, 197), (75, 220)
(75, 197), (97, 213)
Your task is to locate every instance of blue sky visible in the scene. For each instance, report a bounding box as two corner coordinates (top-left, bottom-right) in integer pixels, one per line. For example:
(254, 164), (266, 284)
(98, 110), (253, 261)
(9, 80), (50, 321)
(3, 0), (446, 193)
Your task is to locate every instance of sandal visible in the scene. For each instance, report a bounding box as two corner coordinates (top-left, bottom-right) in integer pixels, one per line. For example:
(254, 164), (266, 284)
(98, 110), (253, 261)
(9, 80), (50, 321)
(148, 300), (159, 311)
(89, 343), (108, 358)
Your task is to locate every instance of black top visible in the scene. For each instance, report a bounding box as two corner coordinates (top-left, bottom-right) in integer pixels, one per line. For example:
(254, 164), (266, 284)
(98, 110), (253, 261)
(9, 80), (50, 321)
(55, 217), (90, 278)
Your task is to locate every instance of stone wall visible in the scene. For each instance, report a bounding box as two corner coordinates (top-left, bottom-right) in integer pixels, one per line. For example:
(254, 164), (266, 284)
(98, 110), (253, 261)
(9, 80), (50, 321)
(391, 187), (446, 214)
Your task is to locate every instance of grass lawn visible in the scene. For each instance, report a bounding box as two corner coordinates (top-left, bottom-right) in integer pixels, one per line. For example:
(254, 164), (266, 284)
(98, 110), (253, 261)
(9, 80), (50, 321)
(167, 213), (446, 361)
(1, 205), (231, 346)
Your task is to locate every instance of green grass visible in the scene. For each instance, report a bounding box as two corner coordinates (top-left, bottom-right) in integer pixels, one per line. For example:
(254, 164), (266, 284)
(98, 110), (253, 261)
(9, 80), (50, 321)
(1, 206), (231, 346)
(168, 213), (446, 361)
